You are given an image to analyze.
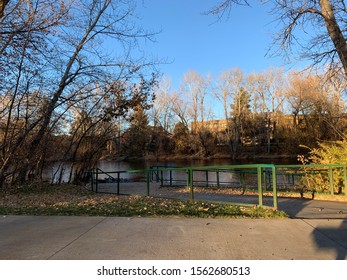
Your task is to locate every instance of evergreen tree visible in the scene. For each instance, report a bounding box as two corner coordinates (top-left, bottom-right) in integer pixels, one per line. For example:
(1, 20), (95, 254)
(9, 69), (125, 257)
(230, 87), (251, 152)
(122, 106), (150, 157)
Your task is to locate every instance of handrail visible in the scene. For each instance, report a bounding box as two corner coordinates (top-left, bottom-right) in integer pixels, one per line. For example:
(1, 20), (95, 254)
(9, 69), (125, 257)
(85, 163), (347, 210)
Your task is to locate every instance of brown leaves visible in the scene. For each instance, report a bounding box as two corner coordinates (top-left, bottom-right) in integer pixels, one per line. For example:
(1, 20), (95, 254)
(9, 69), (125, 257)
(0, 185), (287, 218)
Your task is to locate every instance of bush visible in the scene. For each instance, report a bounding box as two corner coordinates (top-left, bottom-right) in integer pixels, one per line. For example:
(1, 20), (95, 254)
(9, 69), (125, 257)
(298, 141), (347, 195)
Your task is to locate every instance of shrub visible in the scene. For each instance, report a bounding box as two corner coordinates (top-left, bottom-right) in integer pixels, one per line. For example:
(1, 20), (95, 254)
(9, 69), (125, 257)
(297, 141), (347, 195)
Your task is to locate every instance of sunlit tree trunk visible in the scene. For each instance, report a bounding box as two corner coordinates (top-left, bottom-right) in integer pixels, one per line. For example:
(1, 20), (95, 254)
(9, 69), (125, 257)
(0, 0), (9, 18)
(320, 0), (347, 75)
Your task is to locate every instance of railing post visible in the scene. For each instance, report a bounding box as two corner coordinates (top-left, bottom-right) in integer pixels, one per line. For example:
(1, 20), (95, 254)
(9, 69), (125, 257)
(263, 169), (267, 192)
(188, 169), (194, 201)
(216, 170), (220, 188)
(205, 170), (209, 187)
(90, 170), (94, 192)
(146, 170), (150, 196)
(95, 168), (99, 193)
(154, 166), (159, 182)
(272, 165), (278, 209)
(257, 166), (263, 207)
(170, 170), (173, 186)
(117, 172), (120, 195)
(343, 165), (347, 196)
(328, 165), (334, 195)
(160, 170), (164, 187)
(240, 171), (245, 191)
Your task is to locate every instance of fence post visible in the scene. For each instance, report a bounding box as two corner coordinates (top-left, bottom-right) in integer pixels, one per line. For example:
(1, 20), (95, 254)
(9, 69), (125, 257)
(146, 170), (150, 196)
(170, 170), (173, 186)
(90, 170), (94, 192)
(117, 172), (120, 195)
(272, 165), (278, 209)
(160, 170), (164, 187)
(257, 166), (263, 207)
(189, 169), (194, 201)
(216, 170), (220, 188)
(154, 166), (159, 182)
(328, 165), (334, 195)
(95, 168), (99, 193)
(263, 169), (267, 192)
(239, 172), (245, 191)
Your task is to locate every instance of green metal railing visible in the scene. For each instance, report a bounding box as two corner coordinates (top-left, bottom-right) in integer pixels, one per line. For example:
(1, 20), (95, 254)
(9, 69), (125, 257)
(86, 164), (279, 208)
(86, 163), (347, 210)
(274, 164), (347, 196)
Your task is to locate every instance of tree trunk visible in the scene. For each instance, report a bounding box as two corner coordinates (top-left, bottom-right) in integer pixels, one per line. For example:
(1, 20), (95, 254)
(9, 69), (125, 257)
(27, 0), (111, 159)
(320, 0), (347, 75)
(0, 0), (9, 18)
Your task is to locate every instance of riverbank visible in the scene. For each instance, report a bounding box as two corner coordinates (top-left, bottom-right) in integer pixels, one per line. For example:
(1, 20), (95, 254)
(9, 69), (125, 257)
(124, 152), (299, 163)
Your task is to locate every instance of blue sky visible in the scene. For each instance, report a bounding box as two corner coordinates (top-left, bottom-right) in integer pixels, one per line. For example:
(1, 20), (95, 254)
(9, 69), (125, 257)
(137, 1), (307, 89)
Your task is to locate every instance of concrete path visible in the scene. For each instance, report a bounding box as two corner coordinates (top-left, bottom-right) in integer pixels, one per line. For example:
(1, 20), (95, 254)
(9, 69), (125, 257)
(0, 213), (346, 260)
(1, 196), (347, 260)
(278, 197), (347, 219)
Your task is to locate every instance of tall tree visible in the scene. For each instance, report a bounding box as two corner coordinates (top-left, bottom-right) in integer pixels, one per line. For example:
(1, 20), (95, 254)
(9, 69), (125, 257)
(0, 0), (158, 187)
(210, 1), (347, 76)
(180, 71), (210, 131)
(247, 68), (285, 152)
(122, 105), (150, 157)
(230, 87), (251, 152)
(285, 70), (346, 143)
(214, 68), (245, 151)
(151, 77), (176, 133)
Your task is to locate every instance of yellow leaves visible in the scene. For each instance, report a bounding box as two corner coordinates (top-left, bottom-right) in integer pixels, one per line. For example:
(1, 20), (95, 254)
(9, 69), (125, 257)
(52, 202), (69, 207)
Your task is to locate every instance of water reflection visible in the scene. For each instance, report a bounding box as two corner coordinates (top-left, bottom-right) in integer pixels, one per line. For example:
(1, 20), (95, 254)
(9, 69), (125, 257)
(95, 157), (296, 187)
(98, 157), (296, 171)
(44, 157), (297, 183)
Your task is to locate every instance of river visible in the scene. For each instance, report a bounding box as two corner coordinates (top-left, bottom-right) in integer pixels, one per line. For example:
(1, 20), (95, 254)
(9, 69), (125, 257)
(98, 157), (298, 171)
(43, 156), (298, 183)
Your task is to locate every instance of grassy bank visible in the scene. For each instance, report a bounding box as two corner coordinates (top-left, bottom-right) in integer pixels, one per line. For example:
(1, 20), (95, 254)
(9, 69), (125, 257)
(0, 184), (287, 218)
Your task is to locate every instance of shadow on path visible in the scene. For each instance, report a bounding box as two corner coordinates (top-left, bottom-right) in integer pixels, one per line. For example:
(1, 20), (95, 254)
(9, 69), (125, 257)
(278, 197), (347, 219)
(278, 198), (347, 260)
(310, 220), (347, 260)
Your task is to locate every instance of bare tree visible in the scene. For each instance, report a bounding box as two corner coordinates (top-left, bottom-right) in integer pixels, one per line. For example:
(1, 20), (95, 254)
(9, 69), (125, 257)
(214, 68), (245, 151)
(0, 0), (158, 187)
(178, 71), (214, 156)
(248, 68), (285, 152)
(170, 90), (191, 130)
(151, 77), (176, 133)
(214, 68), (244, 122)
(286, 70), (347, 142)
(180, 71), (210, 131)
(209, 1), (347, 76)
(248, 68), (285, 115)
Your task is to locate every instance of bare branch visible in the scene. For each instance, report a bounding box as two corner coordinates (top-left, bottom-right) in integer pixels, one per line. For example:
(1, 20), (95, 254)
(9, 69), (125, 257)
(206, 0), (250, 20)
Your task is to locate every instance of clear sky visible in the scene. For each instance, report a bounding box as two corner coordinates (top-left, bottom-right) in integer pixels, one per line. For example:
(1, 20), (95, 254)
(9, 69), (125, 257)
(137, 0), (307, 89)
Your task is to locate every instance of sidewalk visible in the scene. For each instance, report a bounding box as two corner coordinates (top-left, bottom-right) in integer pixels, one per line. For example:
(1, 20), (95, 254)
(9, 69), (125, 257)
(0, 213), (346, 260)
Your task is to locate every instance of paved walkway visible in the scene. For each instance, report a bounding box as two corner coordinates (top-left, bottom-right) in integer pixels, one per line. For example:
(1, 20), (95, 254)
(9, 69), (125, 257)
(278, 197), (347, 219)
(0, 198), (347, 260)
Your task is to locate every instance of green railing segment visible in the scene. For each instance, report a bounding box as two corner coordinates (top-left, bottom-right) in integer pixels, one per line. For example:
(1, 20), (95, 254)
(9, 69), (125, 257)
(274, 164), (347, 196)
(86, 163), (347, 210)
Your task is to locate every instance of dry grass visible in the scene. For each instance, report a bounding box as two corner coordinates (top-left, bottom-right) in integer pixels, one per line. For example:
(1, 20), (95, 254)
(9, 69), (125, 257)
(0, 184), (287, 218)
